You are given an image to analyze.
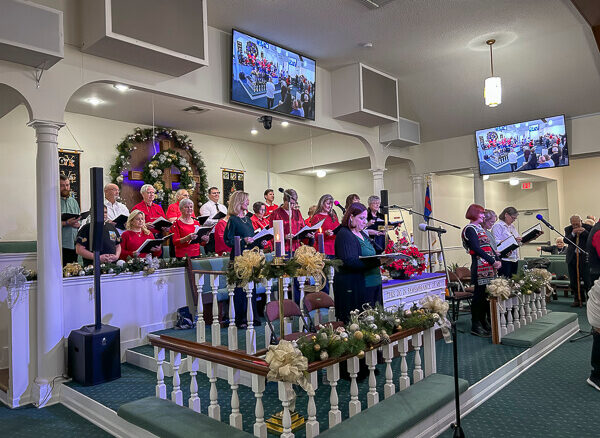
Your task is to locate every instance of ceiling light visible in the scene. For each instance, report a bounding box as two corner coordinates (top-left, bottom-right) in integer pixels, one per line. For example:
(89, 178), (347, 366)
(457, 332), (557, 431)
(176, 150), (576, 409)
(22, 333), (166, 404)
(509, 177), (519, 186)
(85, 97), (103, 106)
(281, 121), (289, 127)
(484, 39), (501, 107)
(316, 170), (327, 178)
(483, 175), (490, 181)
(113, 84), (130, 92)
(250, 129), (258, 135)
(359, 42), (374, 48)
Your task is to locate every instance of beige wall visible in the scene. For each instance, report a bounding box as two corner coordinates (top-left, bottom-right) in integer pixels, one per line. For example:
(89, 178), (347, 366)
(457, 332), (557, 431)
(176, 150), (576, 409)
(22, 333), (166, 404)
(561, 156), (600, 222)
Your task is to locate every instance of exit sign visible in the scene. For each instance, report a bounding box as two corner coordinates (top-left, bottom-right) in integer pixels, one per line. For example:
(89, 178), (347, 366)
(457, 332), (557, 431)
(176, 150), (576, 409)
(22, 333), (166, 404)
(521, 182), (533, 190)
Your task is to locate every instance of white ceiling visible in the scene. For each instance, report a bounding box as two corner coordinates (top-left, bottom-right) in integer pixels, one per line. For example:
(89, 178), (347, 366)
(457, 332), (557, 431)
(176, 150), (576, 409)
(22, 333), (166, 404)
(207, 0), (600, 142)
(65, 83), (330, 145)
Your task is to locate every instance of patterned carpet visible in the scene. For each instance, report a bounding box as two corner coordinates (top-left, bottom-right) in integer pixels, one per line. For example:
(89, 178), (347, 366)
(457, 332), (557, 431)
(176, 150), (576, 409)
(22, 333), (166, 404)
(0, 403), (111, 437)
(439, 296), (599, 438)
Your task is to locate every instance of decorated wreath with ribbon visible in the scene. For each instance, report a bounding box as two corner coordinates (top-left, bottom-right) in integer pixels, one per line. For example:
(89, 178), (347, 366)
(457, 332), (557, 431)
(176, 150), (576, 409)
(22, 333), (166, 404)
(141, 149), (195, 206)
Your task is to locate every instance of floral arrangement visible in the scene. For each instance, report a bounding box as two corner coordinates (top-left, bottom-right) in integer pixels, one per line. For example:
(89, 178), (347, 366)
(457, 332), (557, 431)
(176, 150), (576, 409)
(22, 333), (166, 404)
(226, 247), (266, 287)
(296, 303), (439, 363)
(262, 257), (301, 280)
(109, 127), (208, 207)
(486, 277), (513, 300)
(383, 234), (427, 278)
(62, 256), (186, 278)
(511, 268), (553, 295)
(419, 295), (451, 342)
(142, 150), (195, 208)
(528, 268), (554, 295)
(293, 245), (326, 289)
(265, 340), (314, 396)
(0, 266), (36, 309)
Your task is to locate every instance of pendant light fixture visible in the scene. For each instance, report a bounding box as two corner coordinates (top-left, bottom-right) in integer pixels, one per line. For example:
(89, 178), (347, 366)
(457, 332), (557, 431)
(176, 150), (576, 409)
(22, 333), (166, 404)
(484, 39), (501, 107)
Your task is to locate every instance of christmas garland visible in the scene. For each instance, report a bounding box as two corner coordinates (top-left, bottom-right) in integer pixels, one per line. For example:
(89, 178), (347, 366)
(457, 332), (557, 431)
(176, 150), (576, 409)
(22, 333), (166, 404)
(109, 127), (208, 209)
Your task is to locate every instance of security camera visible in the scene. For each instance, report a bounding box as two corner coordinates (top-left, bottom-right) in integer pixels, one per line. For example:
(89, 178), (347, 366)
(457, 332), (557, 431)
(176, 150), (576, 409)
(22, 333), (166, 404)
(258, 115), (272, 130)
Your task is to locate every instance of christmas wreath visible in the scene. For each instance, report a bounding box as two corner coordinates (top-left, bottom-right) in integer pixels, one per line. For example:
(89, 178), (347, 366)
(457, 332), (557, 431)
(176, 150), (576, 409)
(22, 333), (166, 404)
(109, 127), (208, 208)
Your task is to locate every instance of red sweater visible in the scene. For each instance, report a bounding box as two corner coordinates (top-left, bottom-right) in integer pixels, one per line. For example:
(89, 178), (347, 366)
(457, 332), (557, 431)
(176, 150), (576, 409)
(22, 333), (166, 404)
(265, 204), (278, 218)
(269, 207), (305, 252)
(172, 218), (201, 258)
(119, 230), (162, 260)
(166, 202), (182, 220)
(214, 219), (231, 254)
(311, 212), (340, 256)
(252, 214), (272, 251)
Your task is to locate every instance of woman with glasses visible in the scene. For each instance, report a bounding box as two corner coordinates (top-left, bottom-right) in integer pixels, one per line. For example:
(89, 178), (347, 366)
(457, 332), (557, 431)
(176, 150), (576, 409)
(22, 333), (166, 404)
(492, 206), (522, 278)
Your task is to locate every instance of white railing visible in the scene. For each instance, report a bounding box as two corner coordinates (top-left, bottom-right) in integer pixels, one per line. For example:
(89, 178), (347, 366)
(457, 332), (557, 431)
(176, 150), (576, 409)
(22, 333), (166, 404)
(491, 287), (548, 344)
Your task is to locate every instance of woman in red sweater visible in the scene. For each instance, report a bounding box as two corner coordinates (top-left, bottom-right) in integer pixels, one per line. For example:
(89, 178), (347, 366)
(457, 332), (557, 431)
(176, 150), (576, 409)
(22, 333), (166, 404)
(269, 189), (307, 253)
(251, 201), (272, 252)
(119, 210), (162, 260)
(311, 194), (339, 257)
(214, 216), (232, 255)
(172, 199), (208, 258)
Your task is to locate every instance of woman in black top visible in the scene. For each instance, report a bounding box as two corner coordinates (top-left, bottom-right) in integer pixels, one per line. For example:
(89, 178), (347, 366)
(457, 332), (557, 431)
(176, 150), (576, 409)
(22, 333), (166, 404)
(224, 191), (266, 328)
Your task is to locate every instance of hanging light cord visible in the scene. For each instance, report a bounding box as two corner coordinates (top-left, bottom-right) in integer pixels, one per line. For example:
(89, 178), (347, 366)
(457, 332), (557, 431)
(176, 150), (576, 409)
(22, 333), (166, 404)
(490, 43), (494, 76)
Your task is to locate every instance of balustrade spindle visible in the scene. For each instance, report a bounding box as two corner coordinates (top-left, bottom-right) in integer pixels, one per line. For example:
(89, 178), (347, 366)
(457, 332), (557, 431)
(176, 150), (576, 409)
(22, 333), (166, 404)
(278, 382), (294, 438)
(228, 285), (238, 350)
(513, 298), (521, 330)
(246, 281), (256, 354)
(327, 363), (342, 428)
(541, 289), (548, 316)
(228, 368), (243, 429)
(382, 343), (395, 399)
(188, 357), (201, 412)
(524, 295), (532, 324)
(195, 274), (206, 343)
(208, 361), (221, 421)
(297, 276), (306, 332)
(252, 375), (267, 438)
(347, 357), (361, 416)
(365, 349), (379, 407)
(283, 278), (293, 335)
(398, 337), (410, 390)
(170, 351), (183, 405)
(423, 328), (436, 377)
(506, 299), (515, 333)
(211, 275), (221, 346)
(536, 293), (543, 318)
(264, 280), (273, 347)
(155, 347), (167, 399)
(328, 267), (336, 322)
(306, 371), (320, 438)
(500, 301), (507, 336)
(519, 296), (527, 327)
(412, 332), (423, 383)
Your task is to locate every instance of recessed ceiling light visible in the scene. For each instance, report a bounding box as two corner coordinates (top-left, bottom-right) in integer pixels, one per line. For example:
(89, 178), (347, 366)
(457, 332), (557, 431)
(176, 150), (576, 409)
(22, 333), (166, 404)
(113, 84), (130, 92)
(316, 170), (327, 178)
(359, 42), (373, 48)
(85, 97), (103, 106)
(483, 175), (490, 180)
(281, 121), (289, 127)
(509, 177), (519, 186)
(251, 129), (258, 135)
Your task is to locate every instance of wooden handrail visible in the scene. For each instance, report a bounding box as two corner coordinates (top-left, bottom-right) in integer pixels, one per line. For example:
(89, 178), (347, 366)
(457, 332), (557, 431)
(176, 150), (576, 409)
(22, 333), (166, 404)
(149, 334), (269, 376)
(189, 269), (228, 275)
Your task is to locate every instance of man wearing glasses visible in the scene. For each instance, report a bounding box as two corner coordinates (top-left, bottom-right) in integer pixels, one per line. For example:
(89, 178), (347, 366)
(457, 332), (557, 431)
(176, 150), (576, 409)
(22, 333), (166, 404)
(199, 187), (228, 253)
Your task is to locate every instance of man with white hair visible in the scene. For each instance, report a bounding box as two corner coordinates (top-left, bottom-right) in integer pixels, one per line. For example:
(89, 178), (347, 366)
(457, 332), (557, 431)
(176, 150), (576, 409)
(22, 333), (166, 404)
(132, 184), (167, 232)
(565, 215), (592, 306)
(586, 280), (600, 391)
(104, 183), (129, 222)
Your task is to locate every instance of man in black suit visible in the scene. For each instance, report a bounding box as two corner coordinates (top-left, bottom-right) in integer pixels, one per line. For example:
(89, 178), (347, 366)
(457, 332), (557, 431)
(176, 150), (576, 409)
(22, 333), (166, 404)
(565, 215), (592, 306)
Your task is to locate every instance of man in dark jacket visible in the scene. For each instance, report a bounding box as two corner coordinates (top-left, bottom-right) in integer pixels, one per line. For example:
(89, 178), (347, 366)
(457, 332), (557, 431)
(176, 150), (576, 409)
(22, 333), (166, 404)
(565, 215), (592, 306)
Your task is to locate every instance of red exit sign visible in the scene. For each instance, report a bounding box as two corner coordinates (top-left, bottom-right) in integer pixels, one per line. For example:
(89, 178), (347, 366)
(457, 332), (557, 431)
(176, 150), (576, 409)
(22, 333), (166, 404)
(521, 182), (533, 190)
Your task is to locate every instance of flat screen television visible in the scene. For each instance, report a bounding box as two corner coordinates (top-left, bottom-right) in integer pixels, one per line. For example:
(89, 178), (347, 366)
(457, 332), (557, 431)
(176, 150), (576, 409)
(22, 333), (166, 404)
(475, 114), (568, 176)
(231, 29), (316, 120)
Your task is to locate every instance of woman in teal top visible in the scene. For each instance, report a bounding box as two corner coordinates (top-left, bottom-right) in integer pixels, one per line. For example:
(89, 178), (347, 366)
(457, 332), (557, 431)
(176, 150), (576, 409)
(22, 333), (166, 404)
(358, 235), (382, 289)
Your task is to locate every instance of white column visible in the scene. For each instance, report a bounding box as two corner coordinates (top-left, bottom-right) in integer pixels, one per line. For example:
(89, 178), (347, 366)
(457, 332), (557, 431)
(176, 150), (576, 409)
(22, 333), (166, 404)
(410, 174), (426, 250)
(472, 167), (485, 206)
(29, 120), (65, 406)
(371, 168), (386, 194)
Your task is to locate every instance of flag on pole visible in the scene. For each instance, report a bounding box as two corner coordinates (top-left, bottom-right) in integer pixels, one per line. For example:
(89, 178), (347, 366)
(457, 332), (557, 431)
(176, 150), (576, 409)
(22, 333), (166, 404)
(424, 184), (432, 223)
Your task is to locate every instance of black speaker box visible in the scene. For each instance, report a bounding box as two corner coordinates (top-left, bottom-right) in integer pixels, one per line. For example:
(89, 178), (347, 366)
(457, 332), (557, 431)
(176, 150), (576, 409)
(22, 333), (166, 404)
(89, 167), (104, 251)
(68, 324), (121, 386)
(380, 189), (389, 215)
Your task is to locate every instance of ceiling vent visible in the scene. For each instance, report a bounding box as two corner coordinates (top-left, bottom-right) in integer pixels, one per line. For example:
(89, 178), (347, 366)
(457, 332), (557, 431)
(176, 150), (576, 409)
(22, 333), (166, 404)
(356, 0), (397, 9)
(182, 106), (209, 114)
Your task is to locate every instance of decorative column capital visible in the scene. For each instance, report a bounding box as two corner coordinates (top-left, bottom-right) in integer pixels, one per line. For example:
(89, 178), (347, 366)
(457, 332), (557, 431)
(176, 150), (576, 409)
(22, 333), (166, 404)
(370, 168), (386, 179)
(410, 174), (425, 184)
(27, 119), (65, 131)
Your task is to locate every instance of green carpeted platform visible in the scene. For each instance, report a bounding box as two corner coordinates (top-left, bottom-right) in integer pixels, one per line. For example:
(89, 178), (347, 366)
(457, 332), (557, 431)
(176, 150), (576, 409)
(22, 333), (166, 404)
(501, 311), (578, 347)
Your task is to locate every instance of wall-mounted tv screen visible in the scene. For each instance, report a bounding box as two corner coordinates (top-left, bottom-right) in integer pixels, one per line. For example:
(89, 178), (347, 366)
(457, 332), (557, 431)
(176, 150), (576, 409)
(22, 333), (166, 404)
(231, 29), (316, 120)
(476, 114), (568, 176)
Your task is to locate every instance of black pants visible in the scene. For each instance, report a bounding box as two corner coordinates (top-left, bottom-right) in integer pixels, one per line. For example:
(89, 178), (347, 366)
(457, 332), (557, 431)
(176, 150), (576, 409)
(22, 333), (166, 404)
(568, 259), (590, 303)
(267, 97), (274, 108)
(510, 163), (517, 171)
(592, 330), (600, 380)
(499, 260), (518, 279)
(471, 283), (488, 325)
(233, 286), (258, 327)
(62, 247), (77, 266)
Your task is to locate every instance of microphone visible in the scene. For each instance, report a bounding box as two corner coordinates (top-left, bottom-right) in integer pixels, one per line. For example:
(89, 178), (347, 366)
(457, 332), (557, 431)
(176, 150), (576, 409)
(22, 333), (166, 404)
(418, 223), (447, 234)
(278, 188), (285, 193)
(333, 200), (346, 214)
(535, 214), (555, 230)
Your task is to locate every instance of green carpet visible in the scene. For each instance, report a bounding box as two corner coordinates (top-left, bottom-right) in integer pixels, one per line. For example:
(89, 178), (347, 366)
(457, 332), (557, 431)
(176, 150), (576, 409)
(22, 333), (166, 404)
(0, 403), (111, 437)
(439, 296), (598, 438)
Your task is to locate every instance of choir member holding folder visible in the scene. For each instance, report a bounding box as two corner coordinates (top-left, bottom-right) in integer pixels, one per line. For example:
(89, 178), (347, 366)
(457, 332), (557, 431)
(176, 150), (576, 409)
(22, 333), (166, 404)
(311, 194), (339, 257)
(133, 184), (169, 233)
(269, 189), (307, 252)
(492, 206), (522, 278)
(172, 199), (208, 258)
(224, 191), (265, 328)
(251, 201), (272, 251)
(119, 210), (162, 259)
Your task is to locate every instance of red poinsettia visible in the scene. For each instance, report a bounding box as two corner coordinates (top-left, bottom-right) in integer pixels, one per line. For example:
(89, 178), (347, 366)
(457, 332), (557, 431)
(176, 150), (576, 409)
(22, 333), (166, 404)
(383, 233), (427, 277)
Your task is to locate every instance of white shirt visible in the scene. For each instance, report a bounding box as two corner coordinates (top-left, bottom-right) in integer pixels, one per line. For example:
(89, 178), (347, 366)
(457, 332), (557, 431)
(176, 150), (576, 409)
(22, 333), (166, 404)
(492, 220), (521, 262)
(199, 201), (228, 227)
(508, 151), (518, 164)
(104, 198), (129, 221)
(266, 81), (275, 99)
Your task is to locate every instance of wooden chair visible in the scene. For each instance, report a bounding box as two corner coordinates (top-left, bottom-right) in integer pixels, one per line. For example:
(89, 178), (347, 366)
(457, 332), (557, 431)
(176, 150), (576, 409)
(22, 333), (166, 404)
(303, 291), (344, 332)
(265, 299), (309, 345)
